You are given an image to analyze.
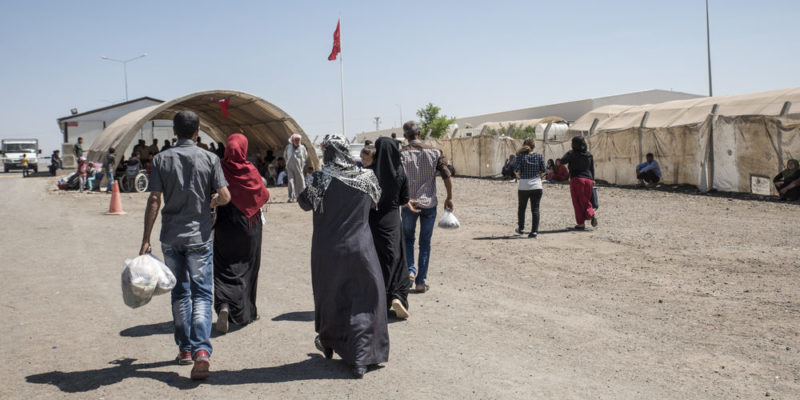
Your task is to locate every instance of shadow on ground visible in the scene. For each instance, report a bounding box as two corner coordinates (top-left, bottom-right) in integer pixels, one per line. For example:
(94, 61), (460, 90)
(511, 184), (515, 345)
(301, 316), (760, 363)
(472, 228), (573, 240)
(25, 354), (353, 392)
(120, 320), (244, 339)
(272, 311), (315, 322)
(119, 321), (173, 337)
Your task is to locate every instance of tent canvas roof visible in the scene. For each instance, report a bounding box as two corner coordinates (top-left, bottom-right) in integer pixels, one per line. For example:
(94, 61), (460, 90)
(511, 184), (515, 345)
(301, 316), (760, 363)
(475, 116), (566, 132)
(86, 90), (319, 168)
(570, 86), (800, 132)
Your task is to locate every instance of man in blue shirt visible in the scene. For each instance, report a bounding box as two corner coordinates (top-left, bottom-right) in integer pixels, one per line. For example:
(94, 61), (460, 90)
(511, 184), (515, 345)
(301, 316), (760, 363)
(636, 153), (661, 185)
(139, 110), (231, 380)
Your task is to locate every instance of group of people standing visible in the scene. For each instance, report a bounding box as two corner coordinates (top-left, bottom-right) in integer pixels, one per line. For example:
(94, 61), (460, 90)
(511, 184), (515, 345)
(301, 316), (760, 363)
(138, 111), (454, 381)
(513, 136), (598, 238)
(298, 121), (454, 378)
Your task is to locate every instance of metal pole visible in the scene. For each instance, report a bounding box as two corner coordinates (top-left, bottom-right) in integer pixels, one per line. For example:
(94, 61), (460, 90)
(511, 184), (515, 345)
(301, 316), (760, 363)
(396, 104), (403, 126)
(706, 0), (713, 97)
(339, 18), (346, 137)
(123, 62), (129, 101)
(101, 54), (146, 103)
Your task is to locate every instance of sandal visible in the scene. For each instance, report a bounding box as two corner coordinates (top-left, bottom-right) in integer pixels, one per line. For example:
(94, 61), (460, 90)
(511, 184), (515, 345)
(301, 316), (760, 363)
(415, 284), (430, 293)
(314, 335), (333, 359)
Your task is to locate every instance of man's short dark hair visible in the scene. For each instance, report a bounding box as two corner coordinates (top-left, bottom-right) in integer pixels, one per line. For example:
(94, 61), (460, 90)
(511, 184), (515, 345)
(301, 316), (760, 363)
(174, 110), (200, 139)
(646, 153), (654, 159)
(391, 132), (397, 138)
(77, 137), (83, 141)
(108, 147), (115, 154)
(403, 121), (420, 139)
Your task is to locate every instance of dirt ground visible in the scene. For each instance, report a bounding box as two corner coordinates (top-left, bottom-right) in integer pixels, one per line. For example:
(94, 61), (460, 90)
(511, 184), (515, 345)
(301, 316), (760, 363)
(1, 172), (798, 399)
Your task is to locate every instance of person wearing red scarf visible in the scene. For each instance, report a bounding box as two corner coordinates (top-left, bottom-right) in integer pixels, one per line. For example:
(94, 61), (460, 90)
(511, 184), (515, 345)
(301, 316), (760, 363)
(213, 133), (270, 333)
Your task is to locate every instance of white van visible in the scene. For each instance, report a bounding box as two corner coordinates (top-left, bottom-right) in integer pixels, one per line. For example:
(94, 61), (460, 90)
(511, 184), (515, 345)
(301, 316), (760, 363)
(1, 139), (41, 173)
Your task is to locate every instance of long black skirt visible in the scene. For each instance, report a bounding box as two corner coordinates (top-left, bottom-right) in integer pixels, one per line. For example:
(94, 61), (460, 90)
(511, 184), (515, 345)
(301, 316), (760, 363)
(213, 203), (263, 326)
(369, 209), (410, 310)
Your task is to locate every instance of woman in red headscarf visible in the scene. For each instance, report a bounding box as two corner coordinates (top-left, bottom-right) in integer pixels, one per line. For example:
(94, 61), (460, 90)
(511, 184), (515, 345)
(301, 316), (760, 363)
(213, 133), (270, 333)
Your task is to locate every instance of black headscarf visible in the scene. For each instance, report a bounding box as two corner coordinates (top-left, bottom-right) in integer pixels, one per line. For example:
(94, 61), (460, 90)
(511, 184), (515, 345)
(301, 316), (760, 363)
(304, 135), (381, 213)
(571, 136), (588, 153)
(373, 137), (404, 187)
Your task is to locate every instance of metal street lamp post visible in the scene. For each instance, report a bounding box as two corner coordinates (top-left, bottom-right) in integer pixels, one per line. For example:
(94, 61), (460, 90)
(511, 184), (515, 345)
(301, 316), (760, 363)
(101, 53), (148, 101)
(705, 0), (713, 97)
(395, 104), (403, 126)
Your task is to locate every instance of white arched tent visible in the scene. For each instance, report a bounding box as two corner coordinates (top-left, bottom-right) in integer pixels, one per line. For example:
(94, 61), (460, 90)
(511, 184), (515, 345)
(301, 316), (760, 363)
(87, 90), (319, 169)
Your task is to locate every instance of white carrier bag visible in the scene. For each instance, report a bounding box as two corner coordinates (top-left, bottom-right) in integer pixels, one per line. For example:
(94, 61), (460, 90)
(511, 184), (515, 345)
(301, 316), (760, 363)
(437, 209), (460, 229)
(121, 254), (176, 308)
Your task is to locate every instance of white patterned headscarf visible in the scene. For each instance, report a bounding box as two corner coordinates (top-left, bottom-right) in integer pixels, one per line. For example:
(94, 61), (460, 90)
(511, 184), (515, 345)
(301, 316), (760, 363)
(304, 135), (381, 213)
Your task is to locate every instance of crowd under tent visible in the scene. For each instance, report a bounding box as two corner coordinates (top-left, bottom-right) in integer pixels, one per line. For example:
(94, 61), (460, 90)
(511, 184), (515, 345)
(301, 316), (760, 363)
(87, 90), (319, 169)
(552, 86), (800, 194)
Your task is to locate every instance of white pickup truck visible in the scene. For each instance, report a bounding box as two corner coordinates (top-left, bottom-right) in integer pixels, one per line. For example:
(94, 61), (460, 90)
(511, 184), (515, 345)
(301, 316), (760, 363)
(1, 139), (41, 173)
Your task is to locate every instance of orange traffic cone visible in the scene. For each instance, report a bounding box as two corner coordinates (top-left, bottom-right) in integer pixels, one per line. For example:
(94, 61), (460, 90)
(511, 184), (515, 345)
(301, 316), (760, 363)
(106, 181), (127, 215)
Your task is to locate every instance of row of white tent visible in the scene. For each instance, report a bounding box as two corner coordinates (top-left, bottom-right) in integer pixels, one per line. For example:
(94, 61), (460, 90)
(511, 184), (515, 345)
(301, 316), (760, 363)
(425, 86), (800, 195)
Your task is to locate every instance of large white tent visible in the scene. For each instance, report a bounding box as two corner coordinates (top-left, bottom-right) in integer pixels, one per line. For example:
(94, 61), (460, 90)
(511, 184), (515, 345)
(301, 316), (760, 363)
(552, 86), (800, 194)
(87, 90), (320, 169)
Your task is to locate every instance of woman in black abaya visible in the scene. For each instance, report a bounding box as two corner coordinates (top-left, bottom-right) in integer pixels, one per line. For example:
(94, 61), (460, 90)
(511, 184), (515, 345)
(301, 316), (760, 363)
(298, 135), (388, 379)
(369, 137), (417, 319)
(213, 134), (270, 333)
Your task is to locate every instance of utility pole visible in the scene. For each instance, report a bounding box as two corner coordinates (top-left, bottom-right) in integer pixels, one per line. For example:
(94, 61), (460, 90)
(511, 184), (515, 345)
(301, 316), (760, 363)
(374, 116), (381, 131)
(705, 0), (713, 97)
(101, 53), (148, 101)
(395, 104), (403, 126)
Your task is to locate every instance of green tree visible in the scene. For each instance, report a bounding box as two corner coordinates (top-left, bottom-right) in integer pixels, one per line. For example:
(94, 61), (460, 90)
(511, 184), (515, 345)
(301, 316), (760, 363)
(416, 103), (456, 139)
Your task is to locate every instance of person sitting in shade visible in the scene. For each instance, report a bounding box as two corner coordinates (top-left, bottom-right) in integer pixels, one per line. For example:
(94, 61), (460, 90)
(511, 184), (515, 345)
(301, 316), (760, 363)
(86, 162), (98, 191)
(548, 158), (569, 182)
(545, 159), (555, 177)
(636, 153), (661, 185)
(774, 159), (800, 201)
(501, 154), (517, 181)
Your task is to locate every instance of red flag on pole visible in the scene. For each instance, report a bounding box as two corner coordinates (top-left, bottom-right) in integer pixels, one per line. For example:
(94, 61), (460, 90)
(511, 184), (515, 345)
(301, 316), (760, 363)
(218, 98), (230, 118)
(328, 20), (341, 61)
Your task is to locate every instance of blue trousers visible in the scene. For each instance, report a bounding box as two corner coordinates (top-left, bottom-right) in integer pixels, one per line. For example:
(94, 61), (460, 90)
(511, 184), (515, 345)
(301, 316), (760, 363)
(401, 206), (437, 286)
(162, 241), (214, 355)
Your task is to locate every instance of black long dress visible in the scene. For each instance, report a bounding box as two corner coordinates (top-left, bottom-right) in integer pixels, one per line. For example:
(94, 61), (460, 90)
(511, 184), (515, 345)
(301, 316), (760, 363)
(213, 203), (263, 325)
(299, 179), (390, 367)
(369, 174), (411, 310)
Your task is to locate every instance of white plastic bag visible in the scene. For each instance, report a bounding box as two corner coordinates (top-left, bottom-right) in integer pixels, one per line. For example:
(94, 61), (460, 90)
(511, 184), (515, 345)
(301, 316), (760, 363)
(121, 254), (176, 308)
(152, 256), (176, 296)
(437, 209), (460, 229)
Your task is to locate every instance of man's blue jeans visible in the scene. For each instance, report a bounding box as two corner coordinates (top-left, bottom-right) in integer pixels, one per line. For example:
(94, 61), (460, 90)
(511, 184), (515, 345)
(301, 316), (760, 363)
(401, 206), (437, 286)
(105, 169), (114, 191)
(162, 241), (214, 356)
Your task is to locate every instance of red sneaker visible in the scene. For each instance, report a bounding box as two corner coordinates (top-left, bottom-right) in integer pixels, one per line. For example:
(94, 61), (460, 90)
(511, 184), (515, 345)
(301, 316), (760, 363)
(176, 351), (193, 365)
(191, 350), (210, 380)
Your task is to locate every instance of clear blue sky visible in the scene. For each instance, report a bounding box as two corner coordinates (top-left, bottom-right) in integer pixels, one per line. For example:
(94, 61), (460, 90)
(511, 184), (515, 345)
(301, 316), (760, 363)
(1, 0), (798, 152)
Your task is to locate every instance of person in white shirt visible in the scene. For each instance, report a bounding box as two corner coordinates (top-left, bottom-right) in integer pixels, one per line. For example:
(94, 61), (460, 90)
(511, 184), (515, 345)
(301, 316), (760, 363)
(283, 134), (308, 202)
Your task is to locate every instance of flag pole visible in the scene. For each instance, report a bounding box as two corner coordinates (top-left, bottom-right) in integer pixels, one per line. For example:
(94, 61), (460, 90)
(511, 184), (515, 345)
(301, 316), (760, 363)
(339, 17), (346, 138)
